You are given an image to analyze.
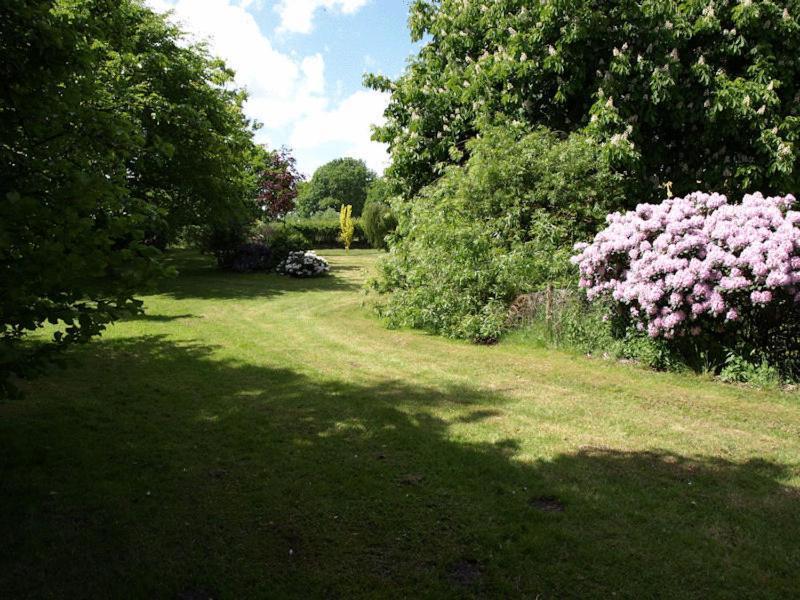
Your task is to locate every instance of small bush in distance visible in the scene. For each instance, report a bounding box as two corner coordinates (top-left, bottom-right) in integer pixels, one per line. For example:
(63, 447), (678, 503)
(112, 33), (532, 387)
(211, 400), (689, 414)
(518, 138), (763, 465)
(339, 204), (355, 252)
(257, 225), (310, 267)
(226, 242), (272, 273)
(277, 251), (330, 278)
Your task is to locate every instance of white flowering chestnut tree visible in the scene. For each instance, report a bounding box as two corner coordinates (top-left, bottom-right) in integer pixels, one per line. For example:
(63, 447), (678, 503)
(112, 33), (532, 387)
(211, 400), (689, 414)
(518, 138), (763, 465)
(368, 0), (800, 200)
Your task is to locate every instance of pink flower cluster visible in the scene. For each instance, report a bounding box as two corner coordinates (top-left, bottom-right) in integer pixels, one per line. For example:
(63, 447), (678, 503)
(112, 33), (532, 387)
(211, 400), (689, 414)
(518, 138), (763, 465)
(572, 192), (800, 338)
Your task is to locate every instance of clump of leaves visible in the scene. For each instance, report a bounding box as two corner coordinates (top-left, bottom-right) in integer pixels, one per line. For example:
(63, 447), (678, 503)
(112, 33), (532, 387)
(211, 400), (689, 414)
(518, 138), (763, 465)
(371, 125), (626, 342)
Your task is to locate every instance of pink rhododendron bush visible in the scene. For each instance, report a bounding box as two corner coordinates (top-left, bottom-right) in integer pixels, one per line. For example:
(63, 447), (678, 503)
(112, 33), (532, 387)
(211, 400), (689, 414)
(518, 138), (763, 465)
(572, 192), (800, 380)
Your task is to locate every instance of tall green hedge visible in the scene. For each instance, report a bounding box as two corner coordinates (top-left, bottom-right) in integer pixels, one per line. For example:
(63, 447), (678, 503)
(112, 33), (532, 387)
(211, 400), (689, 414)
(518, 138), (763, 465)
(265, 218), (369, 249)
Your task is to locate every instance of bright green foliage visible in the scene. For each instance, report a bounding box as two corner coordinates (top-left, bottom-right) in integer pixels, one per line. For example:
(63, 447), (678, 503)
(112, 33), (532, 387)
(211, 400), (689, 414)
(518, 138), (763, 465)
(0, 0), (260, 393)
(125, 14), (263, 244)
(368, 0), (800, 199)
(372, 126), (626, 341)
(296, 158), (376, 217)
(339, 205), (355, 252)
(361, 201), (397, 250)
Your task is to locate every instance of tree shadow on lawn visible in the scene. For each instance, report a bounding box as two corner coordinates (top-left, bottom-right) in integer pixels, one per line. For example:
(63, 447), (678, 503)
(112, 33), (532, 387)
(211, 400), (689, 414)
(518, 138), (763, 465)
(122, 313), (199, 323)
(155, 251), (359, 301)
(1, 335), (798, 598)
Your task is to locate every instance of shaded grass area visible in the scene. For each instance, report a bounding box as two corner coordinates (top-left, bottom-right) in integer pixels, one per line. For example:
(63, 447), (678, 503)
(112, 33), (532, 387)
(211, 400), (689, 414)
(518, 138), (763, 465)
(1, 250), (799, 598)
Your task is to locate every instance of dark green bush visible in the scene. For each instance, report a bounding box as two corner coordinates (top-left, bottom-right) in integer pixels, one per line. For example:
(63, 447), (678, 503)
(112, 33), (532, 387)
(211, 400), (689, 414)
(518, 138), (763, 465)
(371, 125), (626, 342)
(207, 223), (310, 272)
(361, 202), (397, 249)
(202, 221), (250, 270)
(226, 243), (272, 273)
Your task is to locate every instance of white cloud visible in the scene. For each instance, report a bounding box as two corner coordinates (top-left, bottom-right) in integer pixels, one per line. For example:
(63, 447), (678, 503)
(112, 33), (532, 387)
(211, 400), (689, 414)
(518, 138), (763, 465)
(290, 89), (390, 174)
(147, 0), (317, 129)
(274, 0), (370, 34)
(146, 0), (388, 175)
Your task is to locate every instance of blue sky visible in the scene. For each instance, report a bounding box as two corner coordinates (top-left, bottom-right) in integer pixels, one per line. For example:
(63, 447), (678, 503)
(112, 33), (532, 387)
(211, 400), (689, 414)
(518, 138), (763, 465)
(147, 0), (418, 176)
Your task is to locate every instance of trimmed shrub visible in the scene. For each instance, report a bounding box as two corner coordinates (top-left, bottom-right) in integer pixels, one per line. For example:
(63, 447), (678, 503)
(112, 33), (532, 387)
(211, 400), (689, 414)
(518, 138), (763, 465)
(277, 216), (368, 248)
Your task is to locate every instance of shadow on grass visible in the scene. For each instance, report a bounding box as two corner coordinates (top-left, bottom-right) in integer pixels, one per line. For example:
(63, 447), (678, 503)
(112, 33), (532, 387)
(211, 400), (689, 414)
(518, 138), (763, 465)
(1, 335), (798, 598)
(123, 313), (199, 323)
(155, 250), (360, 301)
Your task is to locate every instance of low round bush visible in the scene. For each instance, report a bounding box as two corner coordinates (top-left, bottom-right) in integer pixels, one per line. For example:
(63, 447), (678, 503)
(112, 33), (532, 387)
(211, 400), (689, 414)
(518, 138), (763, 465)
(277, 251), (330, 278)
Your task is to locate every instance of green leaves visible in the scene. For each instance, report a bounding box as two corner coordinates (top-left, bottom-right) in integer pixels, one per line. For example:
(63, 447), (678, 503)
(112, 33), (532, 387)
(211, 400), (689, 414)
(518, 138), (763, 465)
(372, 126), (626, 342)
(296, 158), (376, 217)
(0, 0), (261, 393)
(369, 0), (800, 200)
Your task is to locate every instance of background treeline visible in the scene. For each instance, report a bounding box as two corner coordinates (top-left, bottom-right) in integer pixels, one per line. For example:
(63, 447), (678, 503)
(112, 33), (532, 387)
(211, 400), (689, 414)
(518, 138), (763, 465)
(245, 155), (397, 253)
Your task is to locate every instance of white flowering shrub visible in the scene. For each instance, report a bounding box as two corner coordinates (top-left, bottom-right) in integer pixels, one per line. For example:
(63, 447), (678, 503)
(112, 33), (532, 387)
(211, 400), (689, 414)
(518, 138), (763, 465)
(277, 251), (330, 278)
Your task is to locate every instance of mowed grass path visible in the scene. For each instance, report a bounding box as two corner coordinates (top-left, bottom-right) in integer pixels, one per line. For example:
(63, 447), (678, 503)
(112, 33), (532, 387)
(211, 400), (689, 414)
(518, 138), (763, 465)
(2, 250), (799, 598)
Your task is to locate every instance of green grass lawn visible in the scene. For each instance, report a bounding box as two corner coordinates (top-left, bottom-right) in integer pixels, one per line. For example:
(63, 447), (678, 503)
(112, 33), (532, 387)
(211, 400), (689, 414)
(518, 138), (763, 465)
(2, 249), (799, 598)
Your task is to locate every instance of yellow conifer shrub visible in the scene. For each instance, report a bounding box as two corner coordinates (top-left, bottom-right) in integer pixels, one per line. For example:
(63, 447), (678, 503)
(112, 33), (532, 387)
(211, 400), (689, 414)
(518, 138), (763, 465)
(339, 204), (354, 252)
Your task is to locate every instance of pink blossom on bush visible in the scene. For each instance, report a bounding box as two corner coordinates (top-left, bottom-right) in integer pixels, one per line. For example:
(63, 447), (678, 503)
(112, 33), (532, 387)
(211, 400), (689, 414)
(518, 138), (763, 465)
(572, 192), (800, 338)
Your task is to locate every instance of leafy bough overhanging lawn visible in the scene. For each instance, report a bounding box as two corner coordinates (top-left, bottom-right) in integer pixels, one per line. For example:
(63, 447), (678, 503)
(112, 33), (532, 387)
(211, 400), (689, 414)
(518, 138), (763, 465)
(1, 250), (799, 598)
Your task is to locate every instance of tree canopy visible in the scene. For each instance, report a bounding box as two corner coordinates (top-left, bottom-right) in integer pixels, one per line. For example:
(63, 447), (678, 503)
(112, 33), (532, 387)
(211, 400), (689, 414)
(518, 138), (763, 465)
(258, 147), (304, 220)
(296, 158), (376, 216)
(0, 0), (262, 393)
(367, 0), (800, 200)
